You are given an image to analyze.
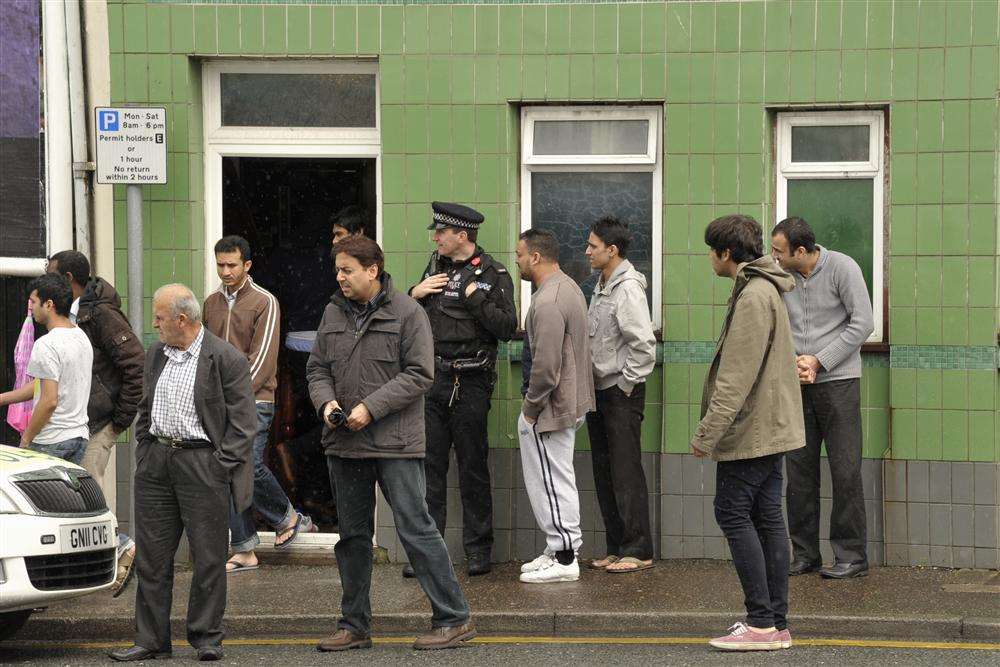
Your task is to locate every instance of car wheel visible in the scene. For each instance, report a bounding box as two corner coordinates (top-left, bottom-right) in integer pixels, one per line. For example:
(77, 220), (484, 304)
(0, 609), (32, 641)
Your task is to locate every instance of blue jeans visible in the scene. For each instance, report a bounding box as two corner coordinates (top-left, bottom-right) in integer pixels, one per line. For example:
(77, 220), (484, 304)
(327, 455), (470, 636)
(714, 453), (790, 631)
(29, 436), (88, 465)
(229, 402), (295, 553)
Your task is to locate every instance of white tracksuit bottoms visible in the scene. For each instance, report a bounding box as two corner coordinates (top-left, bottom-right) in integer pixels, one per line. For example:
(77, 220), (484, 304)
(517, 412), (583, 554)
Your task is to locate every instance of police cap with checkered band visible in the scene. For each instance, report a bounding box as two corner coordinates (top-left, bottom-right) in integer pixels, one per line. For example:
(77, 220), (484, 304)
(427, 201), (485, 231)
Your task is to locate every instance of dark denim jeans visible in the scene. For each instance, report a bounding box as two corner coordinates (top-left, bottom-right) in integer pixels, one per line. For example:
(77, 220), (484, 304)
(786, 378), (867, 565)
(714, 453), (790, 631)
(229, 402), (295, 553)
(327, 455), (470, 636)
(29, 436), (88, 465)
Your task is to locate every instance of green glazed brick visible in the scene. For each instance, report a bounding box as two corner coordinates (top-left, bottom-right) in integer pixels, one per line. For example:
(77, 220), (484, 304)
(970, 46), (998, 98)
(310, 6), (334, 54)
(738, 103), (764, 152)
(547, 55), (571, 100)
(916, 102), (942, 152)
(739, 52), (764, 102)
(663, 404), (690, 453)
(357, 6), (379, 54)
(789, 0), (815, 51)
(967, 257), (995, 308)
(943, 48), (972, 99)
(940, 410), (969, 461)
(689, 1), (715, 53)
(571, 5), (596, 53)
(123, 53), (148, 102)
(689, 155), (713, 204)
(522, 54), (546, 100)
(666, 54), (691, 102)
(595, 4), (618, 53)
(815, 51), (840, 101)
(788, 51), (815, 101)
(763, 0), (790, 51)
(452, 155), (475, 202)
(968, 411), (996, 461)
(381, 156), (405, 205)
(499, 5), (522, 54)
(334, 6), (356, 55)
(842, 51), (867, 102)
(919, 0), (947, 47)
(475, 105), (501, 154)
(941, 204), (969, 255)
(240, 5), (263, 55)
(450, 5), (474, 55)
(427, 57), (451, 105)
(262, 5), (286, 55)
(545, 5), (569, 55)
(916, 204), (942, 254)
(891, 155), (917, 205)
(642, 54), (665, 99)
(405, 56), (428, 104)
(498, 55), (521, 101)
(968, 308), (995, 346)
(941, 370), (968, 410)
(619, 3), (643, 54)
(947, 1), (973, 46)
(893, 0), (920, 48)
(521, 6), (545, 56)
(940, 257), (967, 306)
(968, 370), (998, 411)
(146, 4), (170, 54)
(380, 6), (402, 55)
(890, 257), (916, 307)
(169, 5), (193, 54)
(381, 205), (406, 252)
(664, 255), (689, 304)
(714, 155), (738, 204)
(763, 52), (789, 102)
(867, 50), (892, 100)
(815, 0), (841, 50)
(916, 369), (943, 409)
(427, 6), (450, 55)
(643, 2), (667, 53)
(286, 5), (310, 55)
(891, 409), (917, 459)
(968, 205), (997, 252)
(594, 54), (617, 100)
(406, 155), (429, 203)
(123, 4), (146, 53)
(714, 53), (739, 103)
(867, 0), (893, 49)
(147, 54), (171, 103)
(476, 156), (500, 203)
(942, 101), (971, 150)
(689, 104), (713, 152)
(915, 257), (942, 307)
(662, 305), (688, 341)
(971, 0), (999, 45)
(739, 0), (764, 52)
(916, 154), (943, 205)
(915, 307), (942, 345)
(689, 54), (713, 102)
(689, 305), (713, 341)
(379, 55), (403, 104)
(476, 55), (499, 104)
(841, 0), (867, 50)
(942, 154), (969, 204)
(193, 5), (216, 54)
(968, 100), (996, 151)
(403, 106), (426, 154)
(666, 3), (691, 52)
(714, 2), (739, 53)
(916, 410), (944, 460)
(918, 49), (945, 100)
(738, 155), (764, 205)
(892, 50), (918, 99)
(451, 57), (474, 104)
(618, 54), (642, 100)
(451, 105), (474, 154)
(476, 5), (499, 55)
(663, 200), (690, 249)
(714, 104), (738, 152)
(403, 5), (426, 54)
(968, 152), (994, 203)
(890, 306), (916, 345)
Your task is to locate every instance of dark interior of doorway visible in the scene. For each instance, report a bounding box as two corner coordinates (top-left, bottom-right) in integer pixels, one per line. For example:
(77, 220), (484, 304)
(223, 156), (377, 533)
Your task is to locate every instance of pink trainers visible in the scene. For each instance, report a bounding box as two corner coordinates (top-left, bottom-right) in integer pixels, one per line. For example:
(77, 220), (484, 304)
(777, 628), (792, 649)
(709, 622), (783, 651)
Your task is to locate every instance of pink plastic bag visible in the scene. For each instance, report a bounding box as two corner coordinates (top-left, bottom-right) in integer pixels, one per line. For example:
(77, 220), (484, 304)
(6, 308), (35, 433)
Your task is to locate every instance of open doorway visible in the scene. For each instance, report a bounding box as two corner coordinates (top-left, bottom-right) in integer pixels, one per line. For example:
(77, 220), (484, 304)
(222, 156), (377, 534)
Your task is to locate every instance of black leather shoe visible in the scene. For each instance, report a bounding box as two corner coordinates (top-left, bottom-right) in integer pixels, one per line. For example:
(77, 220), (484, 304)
(402, 564), (415, 578)
(820, 561), (869, 579)
(467, 556), (492, 577)
(108, 645), (172, 661)
(197, 646), (224, 661)
(788, 559), (822, 576)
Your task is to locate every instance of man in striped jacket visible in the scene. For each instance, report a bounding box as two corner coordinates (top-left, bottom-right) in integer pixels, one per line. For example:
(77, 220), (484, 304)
(204, 235), (312, 572)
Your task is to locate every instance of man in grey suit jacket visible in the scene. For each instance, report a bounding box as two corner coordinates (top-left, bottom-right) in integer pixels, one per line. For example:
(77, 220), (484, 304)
(111, 284), (256, 663)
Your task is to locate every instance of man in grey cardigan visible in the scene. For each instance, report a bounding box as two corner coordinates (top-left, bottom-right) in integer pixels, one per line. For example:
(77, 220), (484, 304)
(514, 229), (595, 584)
(771, 217), (875, 580)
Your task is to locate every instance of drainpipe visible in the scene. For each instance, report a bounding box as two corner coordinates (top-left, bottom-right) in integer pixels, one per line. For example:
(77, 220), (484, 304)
(41, 0), (74, 258)
(64, 0), (92, 258)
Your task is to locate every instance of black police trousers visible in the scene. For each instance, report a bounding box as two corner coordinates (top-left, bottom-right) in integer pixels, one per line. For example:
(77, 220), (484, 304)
(424, 370), (494, 560)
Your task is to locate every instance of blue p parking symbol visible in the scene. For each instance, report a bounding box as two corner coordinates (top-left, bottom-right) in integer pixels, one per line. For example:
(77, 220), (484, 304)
(99, 110), (119, 132)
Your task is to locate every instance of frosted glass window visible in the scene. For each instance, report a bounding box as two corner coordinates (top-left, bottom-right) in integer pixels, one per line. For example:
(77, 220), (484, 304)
(221, 73), (376, 127)
(791, 125), (869, 162)
(531, 172), (653, 307)
(533, 120), (649, 156)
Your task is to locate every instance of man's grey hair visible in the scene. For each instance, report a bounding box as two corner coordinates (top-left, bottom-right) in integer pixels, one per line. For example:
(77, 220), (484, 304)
(153, 283), (202, 322)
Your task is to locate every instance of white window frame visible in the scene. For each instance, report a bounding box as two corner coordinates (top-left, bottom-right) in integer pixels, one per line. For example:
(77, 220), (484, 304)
(202, 60), (382, 299)
(776, 110), (884, 343)
(520, 105), (663, 329)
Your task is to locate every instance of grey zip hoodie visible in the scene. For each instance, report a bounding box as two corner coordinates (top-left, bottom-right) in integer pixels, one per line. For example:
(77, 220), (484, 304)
(588, 259), (656, 394)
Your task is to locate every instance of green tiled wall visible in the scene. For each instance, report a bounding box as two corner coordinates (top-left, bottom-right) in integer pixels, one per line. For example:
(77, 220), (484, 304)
(110, 1), (998, 462)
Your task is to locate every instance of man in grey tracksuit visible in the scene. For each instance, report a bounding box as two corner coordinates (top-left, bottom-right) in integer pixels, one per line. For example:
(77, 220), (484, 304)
(771, 217), (875, 580)
(584, 217), (656, 573)
(514, 229), (595, 584)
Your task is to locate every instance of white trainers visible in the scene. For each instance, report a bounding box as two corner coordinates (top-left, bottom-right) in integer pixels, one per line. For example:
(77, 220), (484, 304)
(520, 550), (554, 573)
(519, 557), (580, 583)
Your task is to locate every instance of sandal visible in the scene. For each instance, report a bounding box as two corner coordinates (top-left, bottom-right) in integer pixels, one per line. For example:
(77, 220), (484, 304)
(587, 555), (621, 570)
(274, 512), (313, 550)
(606, 556), (655, 574)
(226, 557), (259, 573)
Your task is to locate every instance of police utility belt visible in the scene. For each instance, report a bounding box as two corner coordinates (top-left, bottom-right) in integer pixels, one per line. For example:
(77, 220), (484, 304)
(155, 436), (213, 450)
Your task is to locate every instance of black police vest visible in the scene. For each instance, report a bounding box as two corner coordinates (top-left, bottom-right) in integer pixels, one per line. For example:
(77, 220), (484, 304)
(423, 252), (499, 360)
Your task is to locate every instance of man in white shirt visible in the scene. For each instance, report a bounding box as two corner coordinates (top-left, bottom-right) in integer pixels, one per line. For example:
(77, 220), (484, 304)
(0, 274), (92, 462)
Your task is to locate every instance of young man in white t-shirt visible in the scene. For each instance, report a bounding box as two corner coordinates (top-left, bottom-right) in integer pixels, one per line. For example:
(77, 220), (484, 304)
(0, 274), (93, 462)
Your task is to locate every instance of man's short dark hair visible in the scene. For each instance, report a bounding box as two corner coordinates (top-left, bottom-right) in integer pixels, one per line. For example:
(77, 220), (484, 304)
(49, 250), (90, 287)
(704, 214), (764, 265)
(214, 235), (252, 262)
(333, 235), (384, 274)
(519, 229), (560, 262)
(590, 216), (631, 258)
(29, 273), (73, 316)
(330, 205), (370, 236)
(772, 217), (817, 254)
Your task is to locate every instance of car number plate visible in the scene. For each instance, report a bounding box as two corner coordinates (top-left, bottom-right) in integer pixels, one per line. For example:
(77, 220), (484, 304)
(60, 521), (113, 553)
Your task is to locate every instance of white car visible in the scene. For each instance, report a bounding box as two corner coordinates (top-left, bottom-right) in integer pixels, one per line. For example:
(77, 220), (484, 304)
(0, 445), (118, 640)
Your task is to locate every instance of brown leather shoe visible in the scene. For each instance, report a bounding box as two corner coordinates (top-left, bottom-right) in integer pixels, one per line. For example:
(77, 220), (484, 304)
(412, 622), (477, 650)
(316, 628), (372, 652)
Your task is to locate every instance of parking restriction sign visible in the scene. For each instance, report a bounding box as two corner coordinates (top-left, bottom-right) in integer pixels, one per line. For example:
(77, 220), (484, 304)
(94, 106), (167, 184)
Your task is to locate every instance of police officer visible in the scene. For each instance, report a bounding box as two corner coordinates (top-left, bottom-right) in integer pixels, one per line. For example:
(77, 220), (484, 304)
(408, 202), (517, 577)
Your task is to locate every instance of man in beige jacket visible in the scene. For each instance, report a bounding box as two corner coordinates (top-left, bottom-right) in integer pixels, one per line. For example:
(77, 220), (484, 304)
(514, 229), (595, 584)
(691, 214), (805, 652)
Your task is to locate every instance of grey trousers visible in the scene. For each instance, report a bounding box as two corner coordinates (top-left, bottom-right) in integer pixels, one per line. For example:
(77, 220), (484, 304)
(786, 378), (868, 565)
(133, 442), (230, 651)
(517, 412), (583, 554)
